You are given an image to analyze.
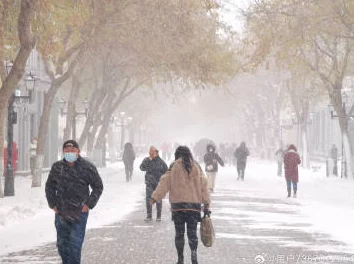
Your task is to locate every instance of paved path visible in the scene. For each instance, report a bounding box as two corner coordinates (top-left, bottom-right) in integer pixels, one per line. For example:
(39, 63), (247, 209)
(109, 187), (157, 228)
(1, 188), (353, 264)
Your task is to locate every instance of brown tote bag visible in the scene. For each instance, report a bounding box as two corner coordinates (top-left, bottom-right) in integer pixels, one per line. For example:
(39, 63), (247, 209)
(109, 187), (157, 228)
(200, 215), (215, 247)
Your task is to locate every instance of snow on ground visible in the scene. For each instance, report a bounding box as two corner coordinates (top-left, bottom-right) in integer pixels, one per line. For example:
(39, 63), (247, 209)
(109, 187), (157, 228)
(216, 158), (354, 253)
(0, 156), (354, 257)
(0, 158), (146, 256)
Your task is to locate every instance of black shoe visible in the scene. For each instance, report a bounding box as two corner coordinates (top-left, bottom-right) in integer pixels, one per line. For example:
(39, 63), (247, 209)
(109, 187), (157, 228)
(144, 217), (152, 222)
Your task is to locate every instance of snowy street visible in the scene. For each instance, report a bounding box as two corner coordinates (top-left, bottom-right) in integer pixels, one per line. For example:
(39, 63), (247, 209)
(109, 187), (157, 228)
(1, 158), (354, 264)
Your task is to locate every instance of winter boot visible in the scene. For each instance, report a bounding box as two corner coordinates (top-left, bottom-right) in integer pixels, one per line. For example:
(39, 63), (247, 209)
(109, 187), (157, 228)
(293, 190), (297, 198)
(191, 250), (198, 264)
(144, 215), (152, 222)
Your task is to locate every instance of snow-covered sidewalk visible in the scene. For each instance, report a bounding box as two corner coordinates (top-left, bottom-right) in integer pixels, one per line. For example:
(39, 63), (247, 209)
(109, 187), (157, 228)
(0, 160), (145, 256)
(1, 157), (354, 258)
(216, 158), (354, 252)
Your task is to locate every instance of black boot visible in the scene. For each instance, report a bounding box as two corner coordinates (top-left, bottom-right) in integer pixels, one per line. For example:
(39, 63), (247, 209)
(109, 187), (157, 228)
(191, 250), (198, 264)
(287, 188), (291, 198)
(176, 246), (184, 264)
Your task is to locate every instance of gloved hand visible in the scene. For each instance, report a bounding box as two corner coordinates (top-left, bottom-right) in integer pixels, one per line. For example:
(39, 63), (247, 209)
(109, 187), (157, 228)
(203, 205), (211, 217)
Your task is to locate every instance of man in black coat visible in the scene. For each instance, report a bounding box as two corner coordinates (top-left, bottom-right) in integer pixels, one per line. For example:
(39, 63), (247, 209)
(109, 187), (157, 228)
(140, 146), (168, 221)
(204, 144), (224, 192)
(45, 140), (103, 264)
(234, 141), (250, 180)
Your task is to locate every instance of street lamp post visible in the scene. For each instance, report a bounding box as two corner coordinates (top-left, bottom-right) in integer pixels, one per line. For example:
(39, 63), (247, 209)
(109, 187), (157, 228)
(4, 62), (36, 196)
(58, 98), (89, 140)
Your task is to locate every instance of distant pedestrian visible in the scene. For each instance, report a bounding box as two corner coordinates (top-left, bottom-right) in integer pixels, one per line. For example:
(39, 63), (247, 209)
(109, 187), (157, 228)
(204, 144), (224, 192)
(330, 144), (338, 176)
(29, 137), (37, 176)
(284, 144), (301, 198)
(45, 140), (103, 264)
(140, 146), (168, 222)
(151, 146), (211, 264)
(234, 142), (250, 180)
(275, 145), (285, 177)
(123, 142), (136, 182)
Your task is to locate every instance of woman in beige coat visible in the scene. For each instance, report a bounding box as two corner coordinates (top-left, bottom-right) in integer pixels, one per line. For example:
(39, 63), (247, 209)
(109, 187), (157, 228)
(151, 146), (211, 264)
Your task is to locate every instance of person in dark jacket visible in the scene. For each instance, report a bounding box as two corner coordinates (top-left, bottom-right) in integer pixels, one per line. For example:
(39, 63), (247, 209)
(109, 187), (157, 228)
(151, 146), (210, 264)
(140, 146), (168, 222)
(123, 142), (136, 182)
(284, 144), (301, 198)
(330, 144), (338, 176)
(45, 140), (103, 264)
(204, 144), (224, 193)
(234, 142), (250, 180)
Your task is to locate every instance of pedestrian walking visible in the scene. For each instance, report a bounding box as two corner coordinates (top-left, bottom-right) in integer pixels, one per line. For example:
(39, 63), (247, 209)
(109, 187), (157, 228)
(45, 140), (103, 264)
(284, 144), (301, 198)
(151, 146), (211, 264)
(275, 145), (285, 177)
(140, 146), (168, 222)
(234, 142), (250, 180)
(29, 137), (37, 176)
(122, 142), (136, 182)
(331, 144), (338, 176)
(204, 144), (224, 192)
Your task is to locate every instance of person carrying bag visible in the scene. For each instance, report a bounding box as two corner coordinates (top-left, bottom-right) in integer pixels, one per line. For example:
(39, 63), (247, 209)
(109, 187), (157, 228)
(151, 146), (211, 264)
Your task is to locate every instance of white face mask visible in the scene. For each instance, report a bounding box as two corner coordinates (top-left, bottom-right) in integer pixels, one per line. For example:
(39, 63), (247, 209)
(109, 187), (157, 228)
(64, 152), (78, 163)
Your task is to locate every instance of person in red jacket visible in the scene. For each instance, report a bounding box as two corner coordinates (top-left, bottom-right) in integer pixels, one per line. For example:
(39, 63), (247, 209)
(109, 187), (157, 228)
(284, 144), (301, 198)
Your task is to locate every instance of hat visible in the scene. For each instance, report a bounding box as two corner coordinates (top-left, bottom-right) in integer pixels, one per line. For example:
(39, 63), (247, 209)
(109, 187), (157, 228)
(287, 144), (297, 152)
(63, 140), (79, 149)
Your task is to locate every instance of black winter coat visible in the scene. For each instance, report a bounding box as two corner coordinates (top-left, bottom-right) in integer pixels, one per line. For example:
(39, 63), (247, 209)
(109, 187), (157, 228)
(45, 156), (103, 221)
(123, 148), (135, 166)
(234, 146), (250, 165)
(204, 151), (224, 172)
(140, 156), (168, 186)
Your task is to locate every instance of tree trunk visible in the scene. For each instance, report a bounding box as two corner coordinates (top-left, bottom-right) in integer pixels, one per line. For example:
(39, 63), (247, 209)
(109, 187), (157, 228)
(343, 133), (353, 178)
(301, 125), (310, 169)
(32, 83), (59, 187)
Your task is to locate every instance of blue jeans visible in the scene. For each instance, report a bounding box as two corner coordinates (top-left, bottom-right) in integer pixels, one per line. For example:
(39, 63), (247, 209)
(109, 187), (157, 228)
(55, 212), (88, 264)
(286, 180), (297, 194)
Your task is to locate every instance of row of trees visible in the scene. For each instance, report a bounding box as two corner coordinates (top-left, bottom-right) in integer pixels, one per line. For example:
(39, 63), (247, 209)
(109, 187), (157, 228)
(233, 0), (354, 175)
(0, 0), (236, 196)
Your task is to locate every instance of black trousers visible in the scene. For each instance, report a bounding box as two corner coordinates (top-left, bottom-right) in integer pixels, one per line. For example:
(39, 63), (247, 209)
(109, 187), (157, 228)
(173, 211), (201, 251)
(146, 184), (162, 218)
(237, 162), (246, 179)
(124, 163), (134, 181)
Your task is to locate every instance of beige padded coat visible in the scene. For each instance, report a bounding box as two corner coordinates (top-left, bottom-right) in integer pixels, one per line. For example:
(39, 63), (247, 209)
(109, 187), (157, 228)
(152, 158), (211, 211)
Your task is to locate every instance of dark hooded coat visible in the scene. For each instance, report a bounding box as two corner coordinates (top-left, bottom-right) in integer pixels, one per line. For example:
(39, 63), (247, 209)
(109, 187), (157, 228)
(203, 144), (224, 172)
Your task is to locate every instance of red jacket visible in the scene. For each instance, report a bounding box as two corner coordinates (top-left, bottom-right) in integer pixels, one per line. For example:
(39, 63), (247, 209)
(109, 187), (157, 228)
(284, 150), (301, 182)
